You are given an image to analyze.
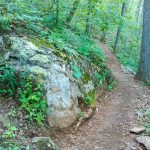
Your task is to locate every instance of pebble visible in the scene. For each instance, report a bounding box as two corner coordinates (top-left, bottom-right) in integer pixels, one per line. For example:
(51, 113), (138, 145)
(130, 126), (145, 134)
(119, 145), (125, 150)
(130, 146), (138, 150)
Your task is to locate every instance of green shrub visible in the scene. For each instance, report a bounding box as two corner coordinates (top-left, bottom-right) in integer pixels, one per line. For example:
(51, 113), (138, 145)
(84, 91), (95, 106)
(3, 125), (17, 139)
(0, 64), (47, 125)
(0, 16), (10, 32)
(0, 65), (18, 96)
(19, 78), (47, 125)
(49, 28), (105, 60)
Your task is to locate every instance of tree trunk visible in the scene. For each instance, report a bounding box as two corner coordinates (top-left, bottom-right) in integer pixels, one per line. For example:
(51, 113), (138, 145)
(56, 0), (59, 25)
(100, 31), (107, 42)
(113, 1), (128, 52)
(66, 0), (80, 25)
(135, 0), (150, 82)
(85, 0), (91, 35)
(113, 27), (121, 52)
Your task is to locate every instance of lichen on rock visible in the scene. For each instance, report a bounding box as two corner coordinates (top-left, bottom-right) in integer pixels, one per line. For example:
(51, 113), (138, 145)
(30, 66), (47, 78)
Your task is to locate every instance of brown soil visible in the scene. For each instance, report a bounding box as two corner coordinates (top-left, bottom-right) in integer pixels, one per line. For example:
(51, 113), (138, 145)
(52, 43), (150, 150)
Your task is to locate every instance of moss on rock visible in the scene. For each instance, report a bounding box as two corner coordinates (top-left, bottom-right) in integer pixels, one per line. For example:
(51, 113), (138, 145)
(29, 38), (53, 48)
(53, 49), (68, 61)
(82, 72), (91, 84)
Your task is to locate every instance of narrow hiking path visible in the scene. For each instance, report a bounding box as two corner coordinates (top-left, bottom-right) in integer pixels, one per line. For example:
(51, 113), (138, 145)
(53, 43), (150, 150)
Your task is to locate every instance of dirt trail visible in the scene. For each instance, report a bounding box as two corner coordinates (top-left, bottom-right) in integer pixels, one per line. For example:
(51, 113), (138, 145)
(53, 43), (150, 150)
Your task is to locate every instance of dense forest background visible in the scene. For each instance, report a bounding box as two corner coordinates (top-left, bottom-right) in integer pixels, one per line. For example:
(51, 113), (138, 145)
(0, 0), (143, 71)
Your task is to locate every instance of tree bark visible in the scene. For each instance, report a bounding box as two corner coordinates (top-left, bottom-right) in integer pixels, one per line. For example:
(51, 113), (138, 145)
(135, 0), (143, 23)
(135, 0), (150, 82)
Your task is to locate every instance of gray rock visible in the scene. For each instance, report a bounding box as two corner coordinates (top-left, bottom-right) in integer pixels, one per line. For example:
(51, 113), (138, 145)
(136, 136), (150, 150)
(130, 147), (138, 150)
(119, 145), (125, 150)
(0, 36), (4, 51)
(30, 66), (47, 78)
(0, 35), (86, 128)
(136, 110), (145, 118)
(32, 137), (58, 150)
(130, 126), (146, 134)
(46, 63), (79, 128)
(121, 65), (135, 74)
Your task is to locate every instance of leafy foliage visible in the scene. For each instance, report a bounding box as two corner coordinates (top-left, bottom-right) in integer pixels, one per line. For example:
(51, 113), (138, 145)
(0, 65), (18, 96)
(84, 90), (95, 106)
(49, 28), (105, 59)
(0, 141), (22, 150)
(3, 125), (17, 139)
(19, 78), (47, 125)
(0, 64), (47, 125)
(0, 16), (10, 32)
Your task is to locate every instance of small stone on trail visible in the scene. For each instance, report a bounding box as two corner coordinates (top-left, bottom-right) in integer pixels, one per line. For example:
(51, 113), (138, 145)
(119, 145), (125, 150)
(84, 109), (93, 119)
(136, 136), (150, 150)
(130, 146), (138, 150)
(130, 127), (145, 134)
(121, 65), (135, 74)
(136, 110), (144, 118)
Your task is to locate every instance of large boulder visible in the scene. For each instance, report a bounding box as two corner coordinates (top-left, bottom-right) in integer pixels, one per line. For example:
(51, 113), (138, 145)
(0, 35), (94, 128)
